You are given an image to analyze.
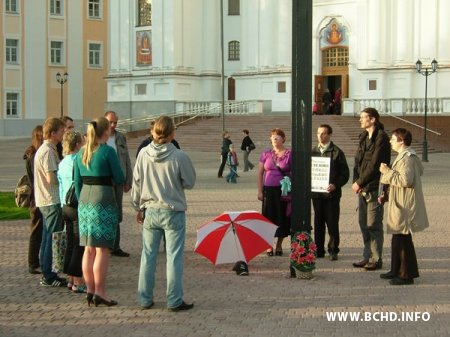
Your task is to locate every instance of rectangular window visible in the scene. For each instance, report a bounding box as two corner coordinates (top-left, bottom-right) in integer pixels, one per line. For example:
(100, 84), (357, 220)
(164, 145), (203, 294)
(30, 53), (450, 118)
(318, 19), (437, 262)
(88, 0), (101, 18)
(5, 39), (19, 64)
(135, 84), (147, 95)
(369, 80), (377, 91)
(88, 43), (102, 67)
(138, 0), (152, 26)
(50, 41), (63, 65)
(50, 0), (63, 15)
(277, 81), (286, 93)
(228, 0), (240, 15)
(5, 0), (18, 13)
(228, 41), (240, 61)
(6, 93), (19, 117)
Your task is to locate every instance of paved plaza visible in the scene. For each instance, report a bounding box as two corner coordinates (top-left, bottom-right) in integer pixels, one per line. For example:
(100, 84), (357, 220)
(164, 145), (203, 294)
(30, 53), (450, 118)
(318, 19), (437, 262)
(0, 137), (449, 337)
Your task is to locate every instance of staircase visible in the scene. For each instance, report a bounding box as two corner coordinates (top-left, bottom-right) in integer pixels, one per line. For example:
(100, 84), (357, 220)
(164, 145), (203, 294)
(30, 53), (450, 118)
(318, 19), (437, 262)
(127, 114), (438, 156)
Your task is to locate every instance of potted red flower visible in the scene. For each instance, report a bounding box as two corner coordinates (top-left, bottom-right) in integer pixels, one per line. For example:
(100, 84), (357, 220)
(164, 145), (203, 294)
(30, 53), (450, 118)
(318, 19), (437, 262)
(290, 231), (316, 279)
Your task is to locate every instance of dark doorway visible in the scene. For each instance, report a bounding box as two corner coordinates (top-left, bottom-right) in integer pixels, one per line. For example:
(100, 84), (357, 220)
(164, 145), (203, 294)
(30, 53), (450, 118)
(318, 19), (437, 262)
(228, 77), (235, 100)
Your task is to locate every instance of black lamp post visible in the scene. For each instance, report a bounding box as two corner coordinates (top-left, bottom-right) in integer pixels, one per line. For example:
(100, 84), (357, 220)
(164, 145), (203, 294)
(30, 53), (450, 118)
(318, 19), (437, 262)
(415, 59), (437, 162)
(56, 72), (68, 118)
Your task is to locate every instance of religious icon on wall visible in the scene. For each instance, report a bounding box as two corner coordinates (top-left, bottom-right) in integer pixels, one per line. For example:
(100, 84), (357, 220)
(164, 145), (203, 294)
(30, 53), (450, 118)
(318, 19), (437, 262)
(136, 30), (152, 66)
(319, 19), (348, 49)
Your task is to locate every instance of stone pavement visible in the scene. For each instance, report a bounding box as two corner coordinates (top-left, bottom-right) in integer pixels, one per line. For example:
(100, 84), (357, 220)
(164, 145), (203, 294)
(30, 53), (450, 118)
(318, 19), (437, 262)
(0, 137), (449, 337)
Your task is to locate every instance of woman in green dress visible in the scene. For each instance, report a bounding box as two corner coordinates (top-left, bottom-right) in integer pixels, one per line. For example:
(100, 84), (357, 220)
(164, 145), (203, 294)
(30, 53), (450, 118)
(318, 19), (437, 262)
(74, 117), (124, 307)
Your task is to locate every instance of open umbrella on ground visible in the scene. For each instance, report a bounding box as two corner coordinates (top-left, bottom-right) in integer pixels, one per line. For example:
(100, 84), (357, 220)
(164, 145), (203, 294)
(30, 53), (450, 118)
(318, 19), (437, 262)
(194, 211), (277, 265)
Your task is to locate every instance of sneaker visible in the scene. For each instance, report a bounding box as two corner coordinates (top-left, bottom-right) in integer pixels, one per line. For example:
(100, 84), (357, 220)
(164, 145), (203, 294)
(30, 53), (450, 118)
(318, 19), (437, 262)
(40, 276), (68, 287)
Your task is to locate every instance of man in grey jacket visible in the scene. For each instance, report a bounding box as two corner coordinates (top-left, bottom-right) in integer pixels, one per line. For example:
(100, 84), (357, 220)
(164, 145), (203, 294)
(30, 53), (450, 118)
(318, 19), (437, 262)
(105, 111), (133, 257)
(131, 116), (196, 312)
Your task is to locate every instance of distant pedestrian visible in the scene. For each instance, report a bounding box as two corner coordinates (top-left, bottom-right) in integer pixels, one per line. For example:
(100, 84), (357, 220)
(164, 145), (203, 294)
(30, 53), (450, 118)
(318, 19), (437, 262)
(240, 129), (255, 172)
(322, 88), (333, 115)
(218, 131), (232, 178)
(352, 107), (391, 271)
(24, 125), (44, 275)
(311, 124), (349, 261)
(225, 144), (239, 183)
(131, 116), (196, 311)
(379, 128), (429, 285)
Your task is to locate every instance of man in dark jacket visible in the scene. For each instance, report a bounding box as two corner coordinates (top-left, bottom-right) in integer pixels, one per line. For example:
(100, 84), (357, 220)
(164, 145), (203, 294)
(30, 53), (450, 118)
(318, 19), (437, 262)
(352, 107), (391, 271)
(312, 124), (349, 261)
(217, 131), (232, 178)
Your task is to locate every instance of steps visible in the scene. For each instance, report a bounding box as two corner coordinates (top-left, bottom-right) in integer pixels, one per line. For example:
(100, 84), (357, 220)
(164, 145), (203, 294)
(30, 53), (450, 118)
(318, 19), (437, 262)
(127, 114), (438, 156)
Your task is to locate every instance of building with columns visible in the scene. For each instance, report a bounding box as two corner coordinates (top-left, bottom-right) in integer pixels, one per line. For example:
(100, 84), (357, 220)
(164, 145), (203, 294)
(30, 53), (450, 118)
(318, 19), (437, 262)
(2, 0), (450, 136)
(0, 0), (108, 136)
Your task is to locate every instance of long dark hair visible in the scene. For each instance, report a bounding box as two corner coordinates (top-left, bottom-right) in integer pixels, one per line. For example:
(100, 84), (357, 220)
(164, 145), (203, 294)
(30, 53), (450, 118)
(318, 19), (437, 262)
(362, 107), (384, 130)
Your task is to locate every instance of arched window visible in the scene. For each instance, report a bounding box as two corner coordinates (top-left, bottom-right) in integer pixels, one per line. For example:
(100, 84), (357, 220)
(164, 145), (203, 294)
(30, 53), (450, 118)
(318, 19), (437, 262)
(228, 41), (240, 61)
(138, 0), (152, 26)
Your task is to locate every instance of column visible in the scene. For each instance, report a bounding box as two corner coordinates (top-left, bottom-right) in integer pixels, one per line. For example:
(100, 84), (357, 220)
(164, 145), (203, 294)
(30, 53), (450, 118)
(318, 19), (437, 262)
(241, 0), (259, 69)
(259, 0), (274, 67)
(419, 0), (437, 60)
(201, 0), (219, 73)
(277, 0), (291, 67)
(367, 0), (381, 66)
(394, 0), (413, 65)
(438, 0), (450, 62)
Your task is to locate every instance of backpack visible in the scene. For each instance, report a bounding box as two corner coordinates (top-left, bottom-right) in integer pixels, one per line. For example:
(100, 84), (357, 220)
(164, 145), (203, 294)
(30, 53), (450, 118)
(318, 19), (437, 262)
(15, 174), (32, 208)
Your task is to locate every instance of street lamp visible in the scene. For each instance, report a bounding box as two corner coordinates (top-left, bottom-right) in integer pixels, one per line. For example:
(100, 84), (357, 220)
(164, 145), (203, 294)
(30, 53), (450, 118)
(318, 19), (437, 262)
(415, 59), (437, 162)
(56, 72), (68, 118)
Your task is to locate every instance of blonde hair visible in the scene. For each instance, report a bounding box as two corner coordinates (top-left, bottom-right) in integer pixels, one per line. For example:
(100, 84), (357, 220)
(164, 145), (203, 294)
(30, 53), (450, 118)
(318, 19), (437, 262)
(43, 117), (65, 140)
(62, 130), (82, 155)
(151, 116), (175, 144)
(82, 117), (110, 167)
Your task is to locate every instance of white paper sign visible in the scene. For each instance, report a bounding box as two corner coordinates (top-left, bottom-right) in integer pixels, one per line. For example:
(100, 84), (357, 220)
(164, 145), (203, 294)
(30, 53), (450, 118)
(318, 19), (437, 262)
(311, 157), (331, 192)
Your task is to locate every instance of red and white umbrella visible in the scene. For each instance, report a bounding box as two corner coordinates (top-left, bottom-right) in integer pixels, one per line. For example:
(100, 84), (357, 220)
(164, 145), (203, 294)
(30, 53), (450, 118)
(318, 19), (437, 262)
(194, 211), (277, 265)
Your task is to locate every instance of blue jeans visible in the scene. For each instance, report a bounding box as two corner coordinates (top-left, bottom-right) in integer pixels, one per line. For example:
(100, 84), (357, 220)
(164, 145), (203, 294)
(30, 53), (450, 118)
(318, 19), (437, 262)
(138, 208), (186, 308)
(39, 204), (63, 281)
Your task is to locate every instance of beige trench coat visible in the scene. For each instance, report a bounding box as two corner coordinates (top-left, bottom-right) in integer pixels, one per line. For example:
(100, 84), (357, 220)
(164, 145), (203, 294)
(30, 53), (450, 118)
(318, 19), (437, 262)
(380, 148), (429, 234)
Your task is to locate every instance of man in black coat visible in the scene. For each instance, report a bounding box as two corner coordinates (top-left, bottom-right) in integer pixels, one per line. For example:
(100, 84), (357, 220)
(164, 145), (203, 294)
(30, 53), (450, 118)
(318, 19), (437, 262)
(311, 124), (349, 261)
(352, 108), (391, 271)
(217, 131), (232, 178)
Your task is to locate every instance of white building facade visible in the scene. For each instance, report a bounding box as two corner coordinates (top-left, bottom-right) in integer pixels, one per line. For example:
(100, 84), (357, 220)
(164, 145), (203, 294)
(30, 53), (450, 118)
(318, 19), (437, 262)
(106, 0), (450, 119)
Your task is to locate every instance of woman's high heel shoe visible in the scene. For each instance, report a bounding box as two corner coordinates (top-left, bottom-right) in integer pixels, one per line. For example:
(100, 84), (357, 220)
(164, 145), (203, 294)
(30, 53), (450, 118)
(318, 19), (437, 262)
(86, 293), (94, 307)
(93, 294), (118, 307)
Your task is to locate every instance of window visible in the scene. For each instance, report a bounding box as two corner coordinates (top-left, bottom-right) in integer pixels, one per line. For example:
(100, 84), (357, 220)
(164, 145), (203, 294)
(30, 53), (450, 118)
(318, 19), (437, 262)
(368, 80), (377, 91)
(50, 41), (64, 65)
(228, 0), (240, 15)
(88, 0), (101, 18)
(322, 47), (349, 67)
(6, 93), (19, 118)
(277, 82), (286, 93)
(50, 0), (63, 16)
(138, 0), (152, 26)
(5, 39), (19, 64)
(135, 84), (147, 95)
(88, 43), (102, 67)
(5, 0), (18, 13)
(228, 41), (240, 61)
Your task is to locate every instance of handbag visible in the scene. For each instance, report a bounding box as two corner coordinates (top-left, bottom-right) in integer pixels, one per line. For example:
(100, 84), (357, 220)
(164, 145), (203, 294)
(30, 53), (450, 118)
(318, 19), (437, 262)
(248, 143), (256, 151)
(65, 183), (78, 208)
(52, 230), (67, 273)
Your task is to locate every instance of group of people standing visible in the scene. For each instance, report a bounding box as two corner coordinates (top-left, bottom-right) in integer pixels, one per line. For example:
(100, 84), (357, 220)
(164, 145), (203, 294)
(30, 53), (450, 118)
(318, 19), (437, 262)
(24, 112), (196, 310)
(252, 107), (428, 286)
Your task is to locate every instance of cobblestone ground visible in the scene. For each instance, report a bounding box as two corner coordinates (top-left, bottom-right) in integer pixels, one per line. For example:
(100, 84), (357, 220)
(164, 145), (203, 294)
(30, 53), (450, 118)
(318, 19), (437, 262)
(0, 138), (449, 337)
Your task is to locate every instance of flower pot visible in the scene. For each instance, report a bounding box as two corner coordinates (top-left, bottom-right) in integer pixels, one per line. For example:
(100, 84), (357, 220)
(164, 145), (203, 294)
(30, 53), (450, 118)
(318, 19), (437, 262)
(293, 268), (313, 280)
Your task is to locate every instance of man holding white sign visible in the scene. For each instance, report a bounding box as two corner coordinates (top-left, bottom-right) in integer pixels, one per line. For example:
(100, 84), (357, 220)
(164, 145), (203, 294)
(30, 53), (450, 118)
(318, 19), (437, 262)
(311, 124), (349, 261)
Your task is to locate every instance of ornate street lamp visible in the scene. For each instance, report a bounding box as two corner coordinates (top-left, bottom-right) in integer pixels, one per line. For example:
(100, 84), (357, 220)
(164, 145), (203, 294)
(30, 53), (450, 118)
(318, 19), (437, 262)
(56, 72), (68, 118)
(415, 59), (437, 162)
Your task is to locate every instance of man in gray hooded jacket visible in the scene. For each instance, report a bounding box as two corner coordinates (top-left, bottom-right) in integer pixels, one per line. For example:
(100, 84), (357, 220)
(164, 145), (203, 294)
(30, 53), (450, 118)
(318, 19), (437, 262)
(131, 116), (196, 312)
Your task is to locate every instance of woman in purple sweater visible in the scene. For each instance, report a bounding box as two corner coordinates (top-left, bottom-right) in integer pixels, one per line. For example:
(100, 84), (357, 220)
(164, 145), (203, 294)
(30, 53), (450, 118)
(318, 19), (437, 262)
(257, 128), (292, 256)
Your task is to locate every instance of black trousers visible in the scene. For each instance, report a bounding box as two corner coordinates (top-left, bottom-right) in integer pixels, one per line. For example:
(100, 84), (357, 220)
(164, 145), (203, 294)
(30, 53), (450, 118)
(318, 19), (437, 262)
(312, 197), (340, 256)
(62, 205), (84, 277)
(217, 153), (227, 177)
(390, 234), (419, 279)
(28, 206), (43, 269)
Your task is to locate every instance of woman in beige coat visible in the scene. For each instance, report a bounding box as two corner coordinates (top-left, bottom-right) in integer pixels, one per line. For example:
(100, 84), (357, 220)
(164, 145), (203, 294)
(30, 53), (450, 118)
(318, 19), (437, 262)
(379, 128), (429, 285)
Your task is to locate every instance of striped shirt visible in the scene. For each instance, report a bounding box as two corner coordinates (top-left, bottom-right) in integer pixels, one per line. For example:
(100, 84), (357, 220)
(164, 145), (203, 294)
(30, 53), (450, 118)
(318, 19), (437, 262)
(34, 140), (60, 207)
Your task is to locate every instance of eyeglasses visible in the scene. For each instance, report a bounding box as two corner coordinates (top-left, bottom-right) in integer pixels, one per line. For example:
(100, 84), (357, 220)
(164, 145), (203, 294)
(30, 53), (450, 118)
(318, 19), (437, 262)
(109, 121), (118, 125)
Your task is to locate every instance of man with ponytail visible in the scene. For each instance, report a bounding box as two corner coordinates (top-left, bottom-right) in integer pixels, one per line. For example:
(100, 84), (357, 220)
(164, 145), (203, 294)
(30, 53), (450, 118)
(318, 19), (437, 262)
(132, 116), (196, 311)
